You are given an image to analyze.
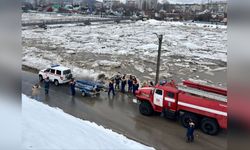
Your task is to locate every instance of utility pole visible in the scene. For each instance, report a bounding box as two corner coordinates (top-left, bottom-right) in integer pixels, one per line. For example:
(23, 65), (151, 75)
(154, 34), (163, 85)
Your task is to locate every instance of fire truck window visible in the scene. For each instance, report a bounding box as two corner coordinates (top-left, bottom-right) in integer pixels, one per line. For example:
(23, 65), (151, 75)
(155, 89), (162, 95)
(167, 92), (175, 98)
(56, 70), (61, 75)
(50, 69), (55, 74)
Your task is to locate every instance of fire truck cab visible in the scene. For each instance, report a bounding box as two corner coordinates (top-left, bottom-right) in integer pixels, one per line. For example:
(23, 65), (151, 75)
(136, 80), (227, 135)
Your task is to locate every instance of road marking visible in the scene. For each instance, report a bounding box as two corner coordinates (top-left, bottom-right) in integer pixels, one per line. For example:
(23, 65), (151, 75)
(178, 101), (227, 116)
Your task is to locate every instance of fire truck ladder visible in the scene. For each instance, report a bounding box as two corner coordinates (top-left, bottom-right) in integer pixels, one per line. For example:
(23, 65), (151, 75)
(178, 86), (227, 103)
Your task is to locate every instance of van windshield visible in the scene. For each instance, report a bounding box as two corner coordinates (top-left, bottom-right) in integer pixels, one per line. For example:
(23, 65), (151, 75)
(63, 70), (71, 75)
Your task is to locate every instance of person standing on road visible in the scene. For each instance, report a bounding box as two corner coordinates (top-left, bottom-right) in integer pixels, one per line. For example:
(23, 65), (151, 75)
(127, 75), (133, 93)
(32, 83), (41, 100)
(132, 78), (139, 95)
(121, 75), (126, 93)
(115, 75), (121, 90)
(69, 78), (76, 96)
(186, 119), (195, 143)
(44, 77), (50, 95)
(108, 80), (115, 96)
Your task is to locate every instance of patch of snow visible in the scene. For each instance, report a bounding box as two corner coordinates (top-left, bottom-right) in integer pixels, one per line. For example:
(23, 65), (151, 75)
(134, 64), (145, 73)
(188, 78), (208, 85)
(66, 50), (76, 54)
(95, 60), (121, 68)
(205, 71), (215, 76)
(174, 63), (190, 68)
(210, 67), (227, 72)
(146, 68), (153, 72)
(22, 48), (101, 80)
(22, 94), (155, 150)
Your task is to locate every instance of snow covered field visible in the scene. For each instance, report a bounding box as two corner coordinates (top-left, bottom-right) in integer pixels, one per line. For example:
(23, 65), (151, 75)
(22, 94), (155, 150)
(22, 13), (227, 86)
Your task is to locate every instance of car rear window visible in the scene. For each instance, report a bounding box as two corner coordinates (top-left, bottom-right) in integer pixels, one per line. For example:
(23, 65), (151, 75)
(63, 69), (71, 75)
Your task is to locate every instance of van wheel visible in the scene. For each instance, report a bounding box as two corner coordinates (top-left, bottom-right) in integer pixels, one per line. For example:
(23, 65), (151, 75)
(200, 118), (219, 135)
(139, 101), (153, 116)
(81, 92), (86, 97)
(39, 75), (43, 82)
(181, 112), (199, 128)
(54, 80), (59, 86)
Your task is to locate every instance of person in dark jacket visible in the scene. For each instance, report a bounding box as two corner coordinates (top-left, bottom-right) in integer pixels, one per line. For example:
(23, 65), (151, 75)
(44, 77), (50, 95)
(115, 75), (121, 90)
(121, 75), (126, 93)
(108, 80), (115, 96)
(186, 119), (195, 143)
(127, 75), (133, 93)
(69, 78), (76, 96)
(132, 78), (139, 95)
(149, 81), (154, 87)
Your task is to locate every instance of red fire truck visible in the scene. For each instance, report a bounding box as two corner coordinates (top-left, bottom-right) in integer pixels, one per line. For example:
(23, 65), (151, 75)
(135, 80), (227, 135)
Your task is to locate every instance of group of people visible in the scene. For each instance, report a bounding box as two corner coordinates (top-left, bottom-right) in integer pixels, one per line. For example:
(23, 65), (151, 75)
(108, 75), (139, 96)
(31, 76), (197, 143)
(31, 77), (77, 99)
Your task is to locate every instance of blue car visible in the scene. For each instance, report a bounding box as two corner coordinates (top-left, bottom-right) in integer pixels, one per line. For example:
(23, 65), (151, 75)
(75, 80), (102, 96)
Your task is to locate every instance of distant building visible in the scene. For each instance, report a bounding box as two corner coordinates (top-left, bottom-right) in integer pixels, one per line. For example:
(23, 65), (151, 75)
(103, 0), (120, 8)
(126, 0), (137, 8)
(137, 0), (157, 11)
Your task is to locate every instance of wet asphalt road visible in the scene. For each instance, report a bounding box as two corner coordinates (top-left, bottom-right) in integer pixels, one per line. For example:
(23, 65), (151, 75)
(22, 71), (227, 150)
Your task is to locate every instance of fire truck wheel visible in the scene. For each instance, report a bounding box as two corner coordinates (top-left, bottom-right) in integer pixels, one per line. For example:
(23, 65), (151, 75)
(139, 101), (153, 116)
(201, 118), (219, 135)
(181, 113), (199, 128)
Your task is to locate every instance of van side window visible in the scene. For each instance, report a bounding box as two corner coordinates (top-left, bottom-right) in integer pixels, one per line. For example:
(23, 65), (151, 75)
(50, 69), (55, 74)
(56, 70), (61, 75)
(167, 92), (175, 98)
(155, 89), (162, 95)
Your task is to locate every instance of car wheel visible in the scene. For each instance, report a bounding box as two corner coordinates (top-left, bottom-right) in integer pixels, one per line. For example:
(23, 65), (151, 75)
(200, 118), (219, 135)
(139, 101), (153, 116)
(39, 75), (43, 82)
(54, 80), (59, 86)
(181, 112), (199, 128)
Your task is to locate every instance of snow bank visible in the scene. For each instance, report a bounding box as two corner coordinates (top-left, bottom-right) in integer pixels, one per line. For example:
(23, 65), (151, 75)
(94, 60), (121, 68)
(22, 94), (155, 150)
